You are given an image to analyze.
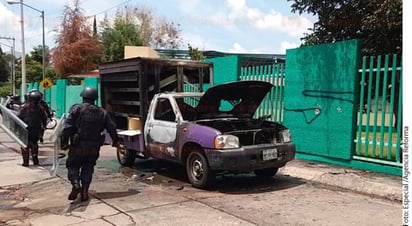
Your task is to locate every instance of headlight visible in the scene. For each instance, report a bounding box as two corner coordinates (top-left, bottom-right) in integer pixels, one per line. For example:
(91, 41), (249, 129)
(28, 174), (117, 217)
(214, 135), (239, 149)
(272, 134), (280, 144)
(280, 129), (291, 143)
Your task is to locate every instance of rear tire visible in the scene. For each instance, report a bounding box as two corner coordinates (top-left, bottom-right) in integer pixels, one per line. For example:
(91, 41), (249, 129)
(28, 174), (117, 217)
(254, 167), (278, 178)
(116, 140), (136, 167)
(46, 118), (57, 129)
(186, 150), (214, 188)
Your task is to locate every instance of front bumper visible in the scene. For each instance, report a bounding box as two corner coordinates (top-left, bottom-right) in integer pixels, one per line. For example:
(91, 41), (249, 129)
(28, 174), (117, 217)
(205, 143), (295, 172)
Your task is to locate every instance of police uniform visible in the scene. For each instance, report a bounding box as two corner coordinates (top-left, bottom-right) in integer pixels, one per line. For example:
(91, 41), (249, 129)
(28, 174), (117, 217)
(28, 90), (51, 143)
(18, 91), (47, 166)
(61, 87), (119, 201)
(39, 99), (52, 143)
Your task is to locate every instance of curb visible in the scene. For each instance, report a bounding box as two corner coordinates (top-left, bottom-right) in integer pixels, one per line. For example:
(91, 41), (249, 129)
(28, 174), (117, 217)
(279, 160), (401, 202)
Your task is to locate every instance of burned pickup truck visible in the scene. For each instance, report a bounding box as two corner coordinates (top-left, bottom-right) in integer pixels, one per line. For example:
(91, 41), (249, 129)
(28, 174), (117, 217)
(100, 57), (295, 188)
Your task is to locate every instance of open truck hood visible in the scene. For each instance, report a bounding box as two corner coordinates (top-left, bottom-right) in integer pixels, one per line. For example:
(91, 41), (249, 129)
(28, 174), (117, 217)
(193, 80), (273, 120)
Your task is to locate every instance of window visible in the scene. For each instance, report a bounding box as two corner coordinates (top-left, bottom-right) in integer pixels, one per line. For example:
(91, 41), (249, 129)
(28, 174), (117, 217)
(154, 98), (176, 122)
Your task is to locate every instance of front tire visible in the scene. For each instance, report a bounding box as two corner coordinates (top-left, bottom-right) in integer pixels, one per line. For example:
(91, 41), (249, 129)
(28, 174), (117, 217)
(186, 150), (214, 188)
(116, 141), (136, 167)
(254, 167), (278, 178)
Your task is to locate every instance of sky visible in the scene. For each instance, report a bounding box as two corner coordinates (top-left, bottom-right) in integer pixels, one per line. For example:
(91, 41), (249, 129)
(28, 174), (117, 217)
(0, 0), (317, 55)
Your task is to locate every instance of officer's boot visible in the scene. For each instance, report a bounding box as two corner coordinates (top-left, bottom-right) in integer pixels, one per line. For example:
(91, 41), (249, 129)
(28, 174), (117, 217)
(31, 144), (39, 165)
(21, 148), (29, 167)
(68, 179), (81, 200)
(32, 154), (39, 166)
(81, 183), (90, 201)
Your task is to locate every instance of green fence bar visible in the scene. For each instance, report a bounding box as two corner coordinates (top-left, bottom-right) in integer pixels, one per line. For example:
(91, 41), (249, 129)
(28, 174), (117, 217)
(269, 69), (276, 122)
(258, 65), (263, 117)
(276, 64), (282, 122)
(272, 64), (279, 122)
(395, 69), (402, 162)
(263, 65), (269, 117)
(356, 56), (367, 156)
(364, 56), (375, 156)
(371, 55), (382, 158)
(379, 55), (390, 158)
(279, 64), (285, 122)
(386, 54), (397, 160)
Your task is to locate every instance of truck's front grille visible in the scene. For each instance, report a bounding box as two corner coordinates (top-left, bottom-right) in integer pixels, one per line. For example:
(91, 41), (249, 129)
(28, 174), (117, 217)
(234, 130), (274, 146)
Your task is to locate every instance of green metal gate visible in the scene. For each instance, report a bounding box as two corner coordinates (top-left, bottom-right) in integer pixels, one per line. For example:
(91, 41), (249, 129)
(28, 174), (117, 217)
(240, 64), (285, 123)
(228, 42), (402, 175)
(354, 54), (402, 167)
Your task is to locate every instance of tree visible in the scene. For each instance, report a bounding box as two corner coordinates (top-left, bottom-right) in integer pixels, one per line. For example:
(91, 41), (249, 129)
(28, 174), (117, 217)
(26, 59), (42, 83)
(288, 0), (402, 55)
(52, 0), (102, 77)
(151, 19), (182, 49)
(93, 15), (97, 37)
(188, 44), (205, 60)
(0, 47), (11, 83)
(100, 5), (182, 61)
(24, 46), (57, 83)
(100, 14), (143, 62)
(30, 45), (51, 67)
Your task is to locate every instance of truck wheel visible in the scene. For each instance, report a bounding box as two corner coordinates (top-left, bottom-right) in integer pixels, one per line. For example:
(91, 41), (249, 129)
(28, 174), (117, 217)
(254, 167), (279, 178)
(186, 150), (214, 188)
(116, 141), (136, 167)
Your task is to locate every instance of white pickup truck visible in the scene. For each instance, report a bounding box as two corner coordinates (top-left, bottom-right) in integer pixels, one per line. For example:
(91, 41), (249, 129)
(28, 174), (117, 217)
(100, 58), (295, 188)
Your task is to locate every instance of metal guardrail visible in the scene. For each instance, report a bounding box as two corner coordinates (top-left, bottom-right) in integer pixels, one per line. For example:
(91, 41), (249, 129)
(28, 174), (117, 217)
(0, 101), (28, 148)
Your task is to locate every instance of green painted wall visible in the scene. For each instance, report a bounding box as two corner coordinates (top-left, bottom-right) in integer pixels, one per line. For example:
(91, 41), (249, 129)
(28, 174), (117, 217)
(30, 78), (100, 118)
(204, 55), (240, 85)
(48, 85), (56, 113)
(284, 39), (361, 160)
(65, 85), (83, 114)
(55, 80), (67, 118)
(204, 56), (240, 110)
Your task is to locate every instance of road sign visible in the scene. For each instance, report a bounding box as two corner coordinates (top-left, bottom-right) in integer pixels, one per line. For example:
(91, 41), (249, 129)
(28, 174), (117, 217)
(40, 78), (53, 90)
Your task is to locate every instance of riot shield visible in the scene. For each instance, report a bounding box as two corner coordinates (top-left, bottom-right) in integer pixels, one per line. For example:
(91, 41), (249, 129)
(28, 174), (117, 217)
(49, 113), (67, 176)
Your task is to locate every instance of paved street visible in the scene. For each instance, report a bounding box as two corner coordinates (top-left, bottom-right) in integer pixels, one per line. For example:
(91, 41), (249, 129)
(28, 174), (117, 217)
(0, 127), (402, 226)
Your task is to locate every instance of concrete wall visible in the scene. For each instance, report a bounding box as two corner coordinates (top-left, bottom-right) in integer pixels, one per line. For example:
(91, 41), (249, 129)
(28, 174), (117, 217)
(124, 46), (159, 59)
(283, 39), (361, 160)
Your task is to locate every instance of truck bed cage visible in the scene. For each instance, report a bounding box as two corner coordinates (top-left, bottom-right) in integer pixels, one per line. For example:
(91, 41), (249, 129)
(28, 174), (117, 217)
(99, 57), (213, 130)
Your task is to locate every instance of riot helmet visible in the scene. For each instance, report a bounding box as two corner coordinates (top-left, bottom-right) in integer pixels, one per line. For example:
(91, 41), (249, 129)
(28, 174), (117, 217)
(27, 90), (42, 104)
(29, 89), (44, 99)
(80, 86), (98, 101)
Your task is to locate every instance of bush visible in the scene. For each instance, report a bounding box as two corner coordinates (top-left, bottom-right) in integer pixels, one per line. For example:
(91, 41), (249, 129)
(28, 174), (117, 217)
(0, 83), (14, 98)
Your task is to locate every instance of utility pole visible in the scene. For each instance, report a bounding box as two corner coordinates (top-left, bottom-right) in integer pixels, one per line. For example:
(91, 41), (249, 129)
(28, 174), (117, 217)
(8, 0), (46, 97)
(19, 0), (26, 98)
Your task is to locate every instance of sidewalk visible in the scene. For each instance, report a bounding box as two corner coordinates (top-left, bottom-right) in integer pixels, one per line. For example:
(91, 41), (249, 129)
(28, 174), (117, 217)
(0, 128), (402, 225)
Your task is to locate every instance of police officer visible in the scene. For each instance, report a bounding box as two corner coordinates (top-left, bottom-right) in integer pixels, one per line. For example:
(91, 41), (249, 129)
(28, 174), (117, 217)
(37, 91), (53, 143)
(18, 90), (47, 166)
(61, 86), (119, 201)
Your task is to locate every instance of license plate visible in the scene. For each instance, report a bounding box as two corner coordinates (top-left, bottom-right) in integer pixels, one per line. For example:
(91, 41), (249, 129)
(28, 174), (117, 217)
(262, 149), (278, 161)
